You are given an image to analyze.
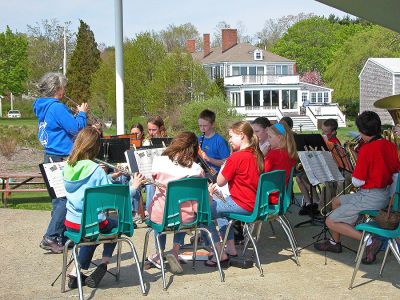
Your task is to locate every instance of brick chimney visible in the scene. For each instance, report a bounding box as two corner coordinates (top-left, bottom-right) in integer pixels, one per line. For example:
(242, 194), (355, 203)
(222, 29), (237, 53)
(203, 33), (210, 57)
(186, 39), (196, 53)
(293, 63), (297, 75)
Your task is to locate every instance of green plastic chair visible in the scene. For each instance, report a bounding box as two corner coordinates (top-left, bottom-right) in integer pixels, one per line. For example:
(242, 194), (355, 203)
(355, 173), (400, 262)
(141, 177), (224, 290)
(219, 170), (286, 276)
(349, 221), (400, 289)
(61, 184), (146, 299)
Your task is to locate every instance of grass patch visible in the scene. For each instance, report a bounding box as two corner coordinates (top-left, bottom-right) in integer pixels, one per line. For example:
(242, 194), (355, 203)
(5, 192), (51, 210)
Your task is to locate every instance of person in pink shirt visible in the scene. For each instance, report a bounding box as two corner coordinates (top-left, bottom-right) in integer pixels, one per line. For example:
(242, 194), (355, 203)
(146, 131), (205, 273)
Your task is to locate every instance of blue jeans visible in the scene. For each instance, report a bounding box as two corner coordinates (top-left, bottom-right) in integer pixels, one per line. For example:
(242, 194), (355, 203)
(208, 196), (250, 243)
(43, 153), (68, 243)
(154, 230), (186, 251)
(76, 218), (118, 270)
(145, 184), (155, 210)
(131, 188), (141, 213)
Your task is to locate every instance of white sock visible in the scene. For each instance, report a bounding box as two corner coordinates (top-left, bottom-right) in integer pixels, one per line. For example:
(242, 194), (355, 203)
(366, 237), (372, 246)
(329, 240), (337, 245)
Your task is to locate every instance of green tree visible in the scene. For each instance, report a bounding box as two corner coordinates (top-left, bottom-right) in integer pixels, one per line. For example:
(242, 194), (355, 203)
(26, 19), (75, 90)
(158, 23), (200, 52)
(271, 17), (368, 74)
(176, 96), (244, 137)
(67, 20), (100, 103)
(0, 26), (28, 96)
(324, 25), (400, 114)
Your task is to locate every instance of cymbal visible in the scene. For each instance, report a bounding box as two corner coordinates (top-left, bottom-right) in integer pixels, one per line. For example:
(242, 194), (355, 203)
(374, 94), (400, 109)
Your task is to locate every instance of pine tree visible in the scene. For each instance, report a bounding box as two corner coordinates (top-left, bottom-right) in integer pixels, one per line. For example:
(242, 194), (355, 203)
(67, 20), (100, 103)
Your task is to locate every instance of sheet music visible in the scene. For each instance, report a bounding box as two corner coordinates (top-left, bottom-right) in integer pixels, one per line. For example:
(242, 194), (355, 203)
(298, 151), (344, 186)
(132, 148), (164, 179)
(41, 162), (67, 198)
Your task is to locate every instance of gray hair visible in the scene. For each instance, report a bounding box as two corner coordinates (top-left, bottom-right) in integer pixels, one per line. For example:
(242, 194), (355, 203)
(37, 72), (67, 97)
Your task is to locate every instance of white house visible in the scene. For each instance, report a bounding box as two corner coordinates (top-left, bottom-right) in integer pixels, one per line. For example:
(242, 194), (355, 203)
(359, 58), (400, 125)
(189, 29), (346, 131)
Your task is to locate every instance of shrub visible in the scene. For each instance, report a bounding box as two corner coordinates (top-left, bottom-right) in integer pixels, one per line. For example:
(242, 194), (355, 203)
(0, 137), (18, 159)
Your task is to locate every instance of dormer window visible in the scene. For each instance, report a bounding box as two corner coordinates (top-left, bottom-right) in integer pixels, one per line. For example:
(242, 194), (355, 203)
(254, 49), (263, 61)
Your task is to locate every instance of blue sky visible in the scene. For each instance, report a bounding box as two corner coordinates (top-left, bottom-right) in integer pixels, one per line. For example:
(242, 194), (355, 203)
(0, 0), (348, 46)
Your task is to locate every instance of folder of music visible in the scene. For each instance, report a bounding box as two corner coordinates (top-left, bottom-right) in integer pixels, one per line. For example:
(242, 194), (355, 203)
(298, 151), (344, 186)
(124, 148), (164, 180)
(39, 161), (67, 199)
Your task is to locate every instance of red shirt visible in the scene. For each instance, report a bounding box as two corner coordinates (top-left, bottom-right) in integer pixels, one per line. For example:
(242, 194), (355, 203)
(353, 138), (400, 189)
(328, 136), (341, 145)
(264, 148), (296, 204)
(222, 148), (262, 212)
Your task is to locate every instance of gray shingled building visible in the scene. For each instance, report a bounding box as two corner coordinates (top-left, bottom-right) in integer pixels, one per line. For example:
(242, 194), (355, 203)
(359, 58), (400, 125)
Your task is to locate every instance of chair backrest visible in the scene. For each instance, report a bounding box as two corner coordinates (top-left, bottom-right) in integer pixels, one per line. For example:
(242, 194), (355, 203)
(249, 170), (286, 222)
(80, 184), (133, 241)
(151, 177), (211, 232)
(393, 172), (400, 212)
(281, 167), (295, 215)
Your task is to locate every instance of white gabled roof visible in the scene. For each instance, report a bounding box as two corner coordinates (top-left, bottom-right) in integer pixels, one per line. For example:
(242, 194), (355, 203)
(360, 58), (400, 77)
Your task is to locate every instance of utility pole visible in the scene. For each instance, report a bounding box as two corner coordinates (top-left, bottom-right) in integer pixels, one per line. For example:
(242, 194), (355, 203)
(0, 95), (3, 117)
(115, 0), (125, 134)
(10, 93), (13, 110)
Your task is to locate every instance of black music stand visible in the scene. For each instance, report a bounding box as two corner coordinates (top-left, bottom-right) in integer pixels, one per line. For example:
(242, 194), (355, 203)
(294, 134), (328, 228)
(150, 137), (173, 147)
(97, 137), (131, 163)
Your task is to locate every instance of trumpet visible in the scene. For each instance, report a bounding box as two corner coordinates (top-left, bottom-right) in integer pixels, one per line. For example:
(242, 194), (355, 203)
(64, 95), (105, 128)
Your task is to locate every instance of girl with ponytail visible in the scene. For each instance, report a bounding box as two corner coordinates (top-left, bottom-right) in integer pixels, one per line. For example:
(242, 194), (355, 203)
(264, 122), (298, 204)
(205, 121), (264, 267)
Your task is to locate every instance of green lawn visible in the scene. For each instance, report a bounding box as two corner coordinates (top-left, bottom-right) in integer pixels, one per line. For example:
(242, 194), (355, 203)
(0, 118), (37, 127)
(4, 191), (52, 210)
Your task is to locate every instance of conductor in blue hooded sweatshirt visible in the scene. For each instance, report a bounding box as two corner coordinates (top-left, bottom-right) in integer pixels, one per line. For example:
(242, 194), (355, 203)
(34, 72), (88, 254)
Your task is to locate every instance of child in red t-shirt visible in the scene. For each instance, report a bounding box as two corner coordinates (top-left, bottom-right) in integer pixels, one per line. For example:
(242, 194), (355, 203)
(315, 111), (400, 263)
(205, 121), (264, 267)
(264, 123), (298, 204)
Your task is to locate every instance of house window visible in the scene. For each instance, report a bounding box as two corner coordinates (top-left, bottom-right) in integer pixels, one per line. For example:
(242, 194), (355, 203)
(302, 92), (308, 102)
(272, 90), (279, 107)
(241, 67), (248, 75)
(231, 92), (241, 106)
(254, 50), (263, 60)
(311, 92), (317, 103)
(282, 65), (289, 75)
(232, 66), (240, 76)
(282, 90), (289, 109)
(245, 91), (252, 106)
(282, 90), (298, 109)
(253, 91), (260, 106)
(266, 65), (275, 75)
(263, 90), (271, 107)
(324, 92), (329, 102)
(317, 93), (323, 103)
(290, 90), (298, 109)
(257, 66), (264, 75)
(276, 65), (282, 75)
(249, 67), (256, 75)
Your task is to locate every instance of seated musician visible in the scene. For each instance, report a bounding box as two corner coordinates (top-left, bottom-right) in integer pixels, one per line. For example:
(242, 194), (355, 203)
(130, 123), (145, 142)
(145, 132), (205, 274)
(296, 118), (341, 216)
(64, 127), (146, 289)
(198, 109), (230, 173)
(314, 111), (400, 264)
(206, 121), (264, 267)
(251, 117), (271, 156)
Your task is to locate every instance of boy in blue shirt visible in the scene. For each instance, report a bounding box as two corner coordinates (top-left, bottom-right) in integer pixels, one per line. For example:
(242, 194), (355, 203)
(198, 109), (230, 173)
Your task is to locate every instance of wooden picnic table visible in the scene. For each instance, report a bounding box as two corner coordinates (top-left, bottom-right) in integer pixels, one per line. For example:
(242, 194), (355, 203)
(0, 172), (47, 207)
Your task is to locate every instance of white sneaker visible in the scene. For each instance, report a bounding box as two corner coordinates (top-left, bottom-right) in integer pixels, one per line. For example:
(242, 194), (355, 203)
(166, 254), (183, 274)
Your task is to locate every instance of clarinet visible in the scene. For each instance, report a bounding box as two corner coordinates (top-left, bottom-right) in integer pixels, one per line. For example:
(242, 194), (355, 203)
(197, 132), (218, 183)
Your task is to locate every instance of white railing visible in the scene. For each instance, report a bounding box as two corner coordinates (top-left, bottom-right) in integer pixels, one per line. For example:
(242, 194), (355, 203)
(305, 107), (318, 128)
(225, 75), (300, 85)
(308, 103), (346, 124)
(233, 106), (279, 118)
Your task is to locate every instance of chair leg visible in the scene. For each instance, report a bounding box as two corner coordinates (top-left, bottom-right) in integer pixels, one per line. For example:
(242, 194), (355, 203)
(72, 245), (84, 300)
(242, 222), (254, 256)
(116, 241), (122, 281)
(349, 233), (370, 290)
(243, 223), (263, 276)
(120, 237), (146, 295)
(379, 240), (391, 276)
(61, 240), (71, 293)
(141, 228), (153, 273)
(192, 228), (199, 269)
(281, 215), (300, 255)
(269, 221), (276, 235)
(388, 238), (400, 264)
(277, 217), (300, 266)
(219, 220), (234, 261)
(199, 227), (224, 282)
(155, 233), (167, 290)
(355, 230), (367, 263)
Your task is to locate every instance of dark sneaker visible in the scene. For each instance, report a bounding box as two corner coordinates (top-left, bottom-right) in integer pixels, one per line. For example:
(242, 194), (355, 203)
(39, 236), (64, 254)
(314, 240), (342, 253)
(299, 203), (319, 216)
(85, 263), (107, 288)
(68, 273), (88, 289)
(361, 237), (382, 265)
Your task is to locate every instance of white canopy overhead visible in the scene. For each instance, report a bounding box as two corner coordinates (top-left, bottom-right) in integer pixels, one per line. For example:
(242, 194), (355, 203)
(316, 0), (400, 33)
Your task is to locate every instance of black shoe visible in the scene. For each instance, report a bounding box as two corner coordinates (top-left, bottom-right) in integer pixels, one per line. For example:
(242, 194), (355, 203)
(85, 263), (107, 288)
(68, 273), (88, 289)
(314, 240), (342, 253)
(299, 204), (319, 216)
(39, 236), (64, 254)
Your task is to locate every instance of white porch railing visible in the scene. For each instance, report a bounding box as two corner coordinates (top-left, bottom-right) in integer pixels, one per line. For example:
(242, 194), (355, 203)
(225, 75), (300, 85)
(308, 103), (346, 124)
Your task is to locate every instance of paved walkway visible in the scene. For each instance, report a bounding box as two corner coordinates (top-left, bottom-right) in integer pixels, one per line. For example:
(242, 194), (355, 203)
(1, 207), (399, 299)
